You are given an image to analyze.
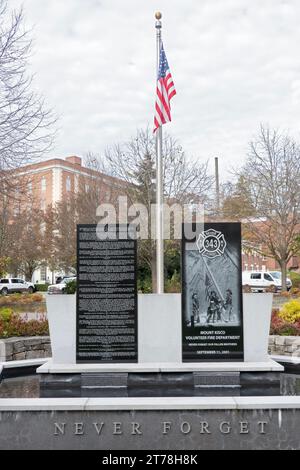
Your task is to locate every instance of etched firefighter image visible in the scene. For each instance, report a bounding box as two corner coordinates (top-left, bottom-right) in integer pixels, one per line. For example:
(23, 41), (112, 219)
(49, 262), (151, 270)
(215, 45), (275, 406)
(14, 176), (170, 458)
(186, 283), (237, 326)
(206, 290), (221, 323)
(184, 225), (242, 328)
(225, 288), (233, 322)
(204, 288), (234, 324)
(183, 223), (243, 361)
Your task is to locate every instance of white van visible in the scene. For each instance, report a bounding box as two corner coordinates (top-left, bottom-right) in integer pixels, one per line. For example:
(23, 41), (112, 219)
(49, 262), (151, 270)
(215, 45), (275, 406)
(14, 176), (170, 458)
(242, 271), (292, 292)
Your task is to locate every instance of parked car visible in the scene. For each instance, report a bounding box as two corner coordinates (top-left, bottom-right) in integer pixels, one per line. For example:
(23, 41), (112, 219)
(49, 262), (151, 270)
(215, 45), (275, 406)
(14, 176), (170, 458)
(55, 276), (63, 284)
(47, 276), (77, 294)
(0, 278), (35, 295)
(242, 271), (292, 292)
(269, 271), (292, 291)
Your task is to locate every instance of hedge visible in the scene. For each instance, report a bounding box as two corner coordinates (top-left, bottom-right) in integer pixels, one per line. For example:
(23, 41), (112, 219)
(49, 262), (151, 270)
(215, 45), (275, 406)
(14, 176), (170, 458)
(34, 283), (49, 292)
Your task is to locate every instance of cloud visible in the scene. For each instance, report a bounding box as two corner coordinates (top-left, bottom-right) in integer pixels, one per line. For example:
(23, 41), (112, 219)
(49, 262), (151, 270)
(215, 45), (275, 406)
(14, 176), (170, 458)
(9, 0), (300, 178)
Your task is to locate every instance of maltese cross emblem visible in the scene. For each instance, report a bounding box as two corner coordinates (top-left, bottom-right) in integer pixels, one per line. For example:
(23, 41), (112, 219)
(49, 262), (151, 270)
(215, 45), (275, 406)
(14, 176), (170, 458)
(197, 229), (226, 259)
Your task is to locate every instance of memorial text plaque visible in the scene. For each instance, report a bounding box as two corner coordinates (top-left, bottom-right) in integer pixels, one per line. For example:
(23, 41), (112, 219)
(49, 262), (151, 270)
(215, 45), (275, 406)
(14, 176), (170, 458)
(76, 224), (137, 363)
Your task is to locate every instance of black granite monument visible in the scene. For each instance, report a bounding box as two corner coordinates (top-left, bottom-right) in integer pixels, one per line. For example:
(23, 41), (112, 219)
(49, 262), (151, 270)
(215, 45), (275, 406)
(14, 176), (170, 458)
(182, 222), (244, 362)
(76, 224), (137, 363)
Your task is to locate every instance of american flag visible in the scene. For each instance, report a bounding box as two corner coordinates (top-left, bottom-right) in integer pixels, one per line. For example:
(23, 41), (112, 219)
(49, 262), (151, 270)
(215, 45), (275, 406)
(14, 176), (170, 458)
(153, 43), (176, 132)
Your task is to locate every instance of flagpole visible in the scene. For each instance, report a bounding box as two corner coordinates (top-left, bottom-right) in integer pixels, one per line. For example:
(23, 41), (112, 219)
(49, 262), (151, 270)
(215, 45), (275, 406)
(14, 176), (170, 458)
(155, 11), (164, 294)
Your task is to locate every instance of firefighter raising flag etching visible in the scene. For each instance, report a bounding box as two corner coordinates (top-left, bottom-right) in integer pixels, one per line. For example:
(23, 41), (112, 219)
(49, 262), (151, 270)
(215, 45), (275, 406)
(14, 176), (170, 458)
(182, 223), (244, 362)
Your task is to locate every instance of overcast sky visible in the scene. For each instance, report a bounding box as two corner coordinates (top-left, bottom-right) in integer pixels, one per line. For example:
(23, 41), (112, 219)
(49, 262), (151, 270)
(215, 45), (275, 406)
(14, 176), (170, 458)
(10, 0), (300, 178)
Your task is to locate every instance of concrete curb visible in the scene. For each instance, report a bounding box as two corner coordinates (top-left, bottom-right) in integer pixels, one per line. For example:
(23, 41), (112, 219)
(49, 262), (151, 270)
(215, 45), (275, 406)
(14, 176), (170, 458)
(37, 359), (284, 374)
(0, 395), (300, 411)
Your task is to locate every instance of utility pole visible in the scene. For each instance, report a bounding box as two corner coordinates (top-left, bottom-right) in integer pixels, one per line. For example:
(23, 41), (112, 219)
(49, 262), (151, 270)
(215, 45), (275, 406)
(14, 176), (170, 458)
(215, 157), (220, 214)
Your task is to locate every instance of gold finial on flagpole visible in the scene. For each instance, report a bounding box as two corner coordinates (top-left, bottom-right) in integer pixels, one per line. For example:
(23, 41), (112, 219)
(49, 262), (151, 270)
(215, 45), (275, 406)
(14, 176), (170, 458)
(155, 11), (162, 20)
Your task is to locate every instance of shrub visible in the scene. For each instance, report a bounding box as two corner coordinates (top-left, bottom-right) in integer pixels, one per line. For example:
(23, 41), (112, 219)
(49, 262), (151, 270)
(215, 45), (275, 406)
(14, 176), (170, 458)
(165, 270), (181, 293)
(279, 299), (300, 324)
(137, 277), (152, 293)
(0, 293), (21, 304)
(0, 307), (13, 322)
(0, 292), (44, 306)
(266, 285), (277, 293)
(288, 271), (300, 288)
(30, 293), (44, 302)
(276, 325), (300, 336)
(270, 308), (300, 336)
(280, 290), (290, 298)
(0, 313), (49, 338)
(65, 279), (77, 294)
(290, 287), (300, 296)
(242, 284), (252, 293)
(34, 283), (49, 292)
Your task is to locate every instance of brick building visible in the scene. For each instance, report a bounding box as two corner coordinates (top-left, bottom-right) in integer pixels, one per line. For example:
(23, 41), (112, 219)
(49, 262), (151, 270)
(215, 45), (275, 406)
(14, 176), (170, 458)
(242, 247), (299, 272)
(13, 155), (127, 283)
(16, 155), (126, 209)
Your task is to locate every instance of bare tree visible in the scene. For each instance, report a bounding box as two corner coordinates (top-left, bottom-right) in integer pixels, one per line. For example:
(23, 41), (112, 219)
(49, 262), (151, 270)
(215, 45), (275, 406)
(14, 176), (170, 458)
(54, 196), (77, 274)
(105, 128), (213, 290)
(76, 153), (120, 224)
(0, 0), (55, 196)
(237, 125), (300, 290)
(6, 204), (44, 280)
(105, 128), (212, 204)
(41, 206), (59, 283)
(221, 176), (255, 220)
(0, 193), (10, 275)
(0, 194), (10, 257)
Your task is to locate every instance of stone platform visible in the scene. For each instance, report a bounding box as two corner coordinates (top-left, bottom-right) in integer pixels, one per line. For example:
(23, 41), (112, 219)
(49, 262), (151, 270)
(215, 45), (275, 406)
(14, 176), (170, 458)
(1, 396), (300, 449)
(37, 360), (284, 398)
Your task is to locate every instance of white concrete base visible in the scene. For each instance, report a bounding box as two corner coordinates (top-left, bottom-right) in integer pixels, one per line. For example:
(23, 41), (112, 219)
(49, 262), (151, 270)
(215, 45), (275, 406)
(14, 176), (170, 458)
(271, 355), (300, 365)
(37, 358), (283, 374)
(243, 293), (273, 362)
(0, 358), (50, 379)
(46, 295), (76, 364)
(46, 292), (275, 368)
(1, 358), (50, 370)
(138, 294), (181, 362)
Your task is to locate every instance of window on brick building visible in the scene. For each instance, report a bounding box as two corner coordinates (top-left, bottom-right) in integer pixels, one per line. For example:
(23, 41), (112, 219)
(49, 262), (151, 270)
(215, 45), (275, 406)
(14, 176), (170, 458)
(41, 177), (46, 192)
(40, 265), (47, 282)
(66, 176), (71, 192)
(40, 222), (46, 234)
(105, 189), (111, 202)
(13, 205), (20, 216)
